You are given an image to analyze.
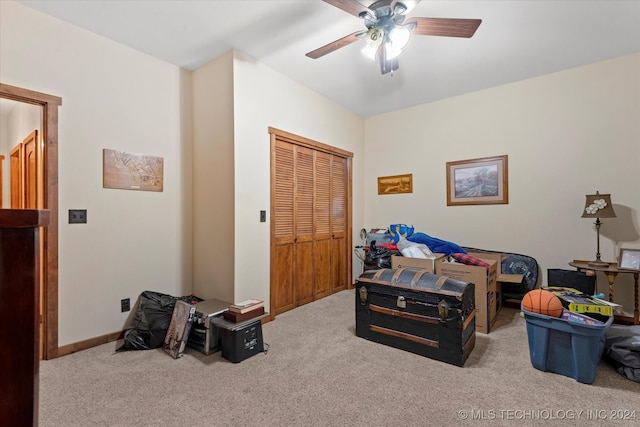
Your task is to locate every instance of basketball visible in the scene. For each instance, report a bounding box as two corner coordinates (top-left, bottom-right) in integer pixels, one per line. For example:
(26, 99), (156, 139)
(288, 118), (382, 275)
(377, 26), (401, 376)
(521, 289), (563, 318)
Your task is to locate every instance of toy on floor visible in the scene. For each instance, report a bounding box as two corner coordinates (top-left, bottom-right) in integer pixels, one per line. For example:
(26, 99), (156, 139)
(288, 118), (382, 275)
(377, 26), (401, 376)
(521, 289), (563, 318)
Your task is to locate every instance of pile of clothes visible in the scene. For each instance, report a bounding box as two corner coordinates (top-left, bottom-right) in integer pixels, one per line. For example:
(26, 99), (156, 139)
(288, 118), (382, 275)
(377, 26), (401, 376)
(362, 224), (539, 295)
(605, 325), (640, 383)
(363, 225), (466, 271)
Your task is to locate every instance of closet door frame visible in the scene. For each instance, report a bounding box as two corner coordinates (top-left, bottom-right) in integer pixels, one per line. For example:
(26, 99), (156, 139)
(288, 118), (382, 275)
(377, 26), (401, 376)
(269, 127), (353, 320)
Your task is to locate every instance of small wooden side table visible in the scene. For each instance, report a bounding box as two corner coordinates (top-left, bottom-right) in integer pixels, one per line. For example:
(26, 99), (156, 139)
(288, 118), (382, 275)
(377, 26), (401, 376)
(569, 260), (639, 325)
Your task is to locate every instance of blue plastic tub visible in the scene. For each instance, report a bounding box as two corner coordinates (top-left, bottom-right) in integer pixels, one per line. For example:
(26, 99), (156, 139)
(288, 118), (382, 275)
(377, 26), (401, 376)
(522, 307), (613, 384)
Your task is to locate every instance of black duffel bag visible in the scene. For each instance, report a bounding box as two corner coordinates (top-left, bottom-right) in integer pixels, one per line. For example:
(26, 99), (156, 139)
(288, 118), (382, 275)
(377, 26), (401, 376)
(364, 241), (397, 270)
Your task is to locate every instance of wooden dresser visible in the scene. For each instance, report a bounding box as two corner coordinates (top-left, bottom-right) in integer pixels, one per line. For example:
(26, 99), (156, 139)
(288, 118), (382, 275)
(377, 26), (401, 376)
(0, 209), (50, 426)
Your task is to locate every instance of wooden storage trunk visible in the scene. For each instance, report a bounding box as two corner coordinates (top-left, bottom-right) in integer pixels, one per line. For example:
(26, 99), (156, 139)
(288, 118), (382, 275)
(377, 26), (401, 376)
(356, 268), (476, 366)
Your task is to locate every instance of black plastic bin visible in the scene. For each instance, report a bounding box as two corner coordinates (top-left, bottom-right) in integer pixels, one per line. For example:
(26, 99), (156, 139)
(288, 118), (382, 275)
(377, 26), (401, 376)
(211, 316), (266, 363)
(547, 269), (596, 296)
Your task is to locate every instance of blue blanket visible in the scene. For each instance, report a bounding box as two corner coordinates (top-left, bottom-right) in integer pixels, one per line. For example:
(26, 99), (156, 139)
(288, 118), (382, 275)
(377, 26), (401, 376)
(407, 232), (467, 256)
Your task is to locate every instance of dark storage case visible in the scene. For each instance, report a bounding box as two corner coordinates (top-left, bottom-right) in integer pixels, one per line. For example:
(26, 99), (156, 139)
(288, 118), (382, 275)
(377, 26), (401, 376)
(356, 268), (476, 366)
(211, 316), (266, 363)
(547, 269), (596, 296)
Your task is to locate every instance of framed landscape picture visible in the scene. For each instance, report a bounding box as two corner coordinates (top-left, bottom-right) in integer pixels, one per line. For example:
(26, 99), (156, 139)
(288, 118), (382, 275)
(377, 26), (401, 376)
(377, 173), (413, 195)
(446, 155), (508, 206)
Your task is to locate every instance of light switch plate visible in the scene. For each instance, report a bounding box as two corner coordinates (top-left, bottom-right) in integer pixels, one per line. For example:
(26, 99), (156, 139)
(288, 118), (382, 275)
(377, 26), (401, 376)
(69, 209), (87, 224)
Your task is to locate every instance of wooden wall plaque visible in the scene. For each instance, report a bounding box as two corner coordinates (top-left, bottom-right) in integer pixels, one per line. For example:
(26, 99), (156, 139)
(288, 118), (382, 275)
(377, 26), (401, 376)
(103, 149), (164, 192)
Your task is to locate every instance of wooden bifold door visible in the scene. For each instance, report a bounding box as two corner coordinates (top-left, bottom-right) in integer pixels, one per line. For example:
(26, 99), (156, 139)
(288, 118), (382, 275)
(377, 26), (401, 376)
(270, 128), (352, 316)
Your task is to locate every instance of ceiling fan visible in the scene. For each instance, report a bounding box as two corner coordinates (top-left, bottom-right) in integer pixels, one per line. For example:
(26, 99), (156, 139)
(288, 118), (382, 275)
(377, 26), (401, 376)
(306, 0), (481, 74)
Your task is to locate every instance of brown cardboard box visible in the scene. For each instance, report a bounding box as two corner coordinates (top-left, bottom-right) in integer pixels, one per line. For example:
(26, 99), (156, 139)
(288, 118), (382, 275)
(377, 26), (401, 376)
(391, 254), (446, 273)
(465, 252), (525, 312)
(436, 257), (498, 334)
(465, 252), (525, 285)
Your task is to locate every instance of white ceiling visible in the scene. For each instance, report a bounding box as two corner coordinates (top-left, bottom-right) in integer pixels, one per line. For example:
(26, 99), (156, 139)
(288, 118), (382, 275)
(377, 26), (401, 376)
(13, 0), (640, 117)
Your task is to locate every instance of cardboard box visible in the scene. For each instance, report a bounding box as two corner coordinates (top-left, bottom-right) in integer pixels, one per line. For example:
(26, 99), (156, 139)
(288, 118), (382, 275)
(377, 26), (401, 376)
(391, 254), (446, 273)
(436, 257), (498, 334)
(466, 252), (524, 286)
(466, 252), (526, 311)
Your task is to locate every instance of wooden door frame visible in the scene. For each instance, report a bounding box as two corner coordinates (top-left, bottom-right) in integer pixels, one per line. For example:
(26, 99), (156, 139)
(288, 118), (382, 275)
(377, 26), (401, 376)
(1, 83), (61, 359)
(268, 127), (353, 320)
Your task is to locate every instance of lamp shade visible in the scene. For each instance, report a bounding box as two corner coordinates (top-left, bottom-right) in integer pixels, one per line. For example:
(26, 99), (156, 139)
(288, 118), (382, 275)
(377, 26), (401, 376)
(581, 192), (616, 218)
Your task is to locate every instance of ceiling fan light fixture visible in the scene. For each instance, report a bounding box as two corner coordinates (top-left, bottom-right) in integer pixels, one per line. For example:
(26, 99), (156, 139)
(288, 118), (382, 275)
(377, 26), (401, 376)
(393, 2), (408, 16)
(362, 27), (384, 60)
(307, 0), (482, 75)
(361, 43), (378, 60)
(365, 27), (384, 46)
(384, 42), (403, 60)
(389, 26), (411, 49)
(359, 10), (376, 24)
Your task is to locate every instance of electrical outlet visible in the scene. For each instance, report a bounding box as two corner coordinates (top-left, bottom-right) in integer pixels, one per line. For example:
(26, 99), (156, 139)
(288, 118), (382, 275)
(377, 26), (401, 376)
(260, 210), (266, 222)
(121, 298), (130, 312)
(69, 209), (87, 224)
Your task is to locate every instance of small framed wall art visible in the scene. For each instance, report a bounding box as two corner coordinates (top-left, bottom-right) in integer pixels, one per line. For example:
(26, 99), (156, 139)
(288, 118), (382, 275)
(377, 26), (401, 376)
(377, 173), (413, 195)
(618, 248), (640, 271)
(446, 155), (508, 206)
(103, 149), (164, 192)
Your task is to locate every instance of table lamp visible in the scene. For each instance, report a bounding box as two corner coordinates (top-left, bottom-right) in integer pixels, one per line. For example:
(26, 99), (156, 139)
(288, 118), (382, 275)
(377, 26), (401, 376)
(581, 191), (616, 267)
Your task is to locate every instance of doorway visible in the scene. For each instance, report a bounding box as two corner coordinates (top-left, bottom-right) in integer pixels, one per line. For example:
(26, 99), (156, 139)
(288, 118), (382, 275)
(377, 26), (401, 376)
(0, 83), (61, 360)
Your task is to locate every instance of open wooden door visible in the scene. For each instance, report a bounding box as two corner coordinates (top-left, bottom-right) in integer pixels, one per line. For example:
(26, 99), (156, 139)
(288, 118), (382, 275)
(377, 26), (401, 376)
(9, 143), (22, 208)
(9, 130), (44, 357)
(23, 130), (40, 209)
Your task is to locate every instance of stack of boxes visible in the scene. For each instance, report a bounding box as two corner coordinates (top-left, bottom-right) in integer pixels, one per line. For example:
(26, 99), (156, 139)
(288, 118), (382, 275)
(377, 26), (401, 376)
(436, 252), (524, 333)
(392, 252), (524, 334)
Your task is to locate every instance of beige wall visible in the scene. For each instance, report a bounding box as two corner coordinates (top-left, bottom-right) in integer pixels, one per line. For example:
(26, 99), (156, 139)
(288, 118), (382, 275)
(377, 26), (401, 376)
(190, 48), (367, 309)
(191, 50), (235, 303)
(231, 50), (365, 305)
(364, 53), (640, 316)
(189, 48), (368, 310)
(1, 1), (192, 345)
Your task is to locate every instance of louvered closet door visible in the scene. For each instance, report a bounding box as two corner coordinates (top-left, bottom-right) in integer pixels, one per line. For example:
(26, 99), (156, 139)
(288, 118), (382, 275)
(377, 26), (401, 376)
(271, 128), (352, 317)
(331, 155), (348, 293)
(313, 151), (332, 299)
(294, 146), (315, 306)
(272, 141), (318, 312)
(272, 140), (295, 315)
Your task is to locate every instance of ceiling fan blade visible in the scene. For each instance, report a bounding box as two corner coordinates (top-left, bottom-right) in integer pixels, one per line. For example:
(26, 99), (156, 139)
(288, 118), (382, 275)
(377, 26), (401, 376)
(405, 17), (482, 38)
(323, 0), (371, 18)
(306, 31), (363, 59)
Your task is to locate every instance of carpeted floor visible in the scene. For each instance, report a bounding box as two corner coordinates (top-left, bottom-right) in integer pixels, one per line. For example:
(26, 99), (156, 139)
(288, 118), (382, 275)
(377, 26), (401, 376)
(39, 289), (639, 426)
